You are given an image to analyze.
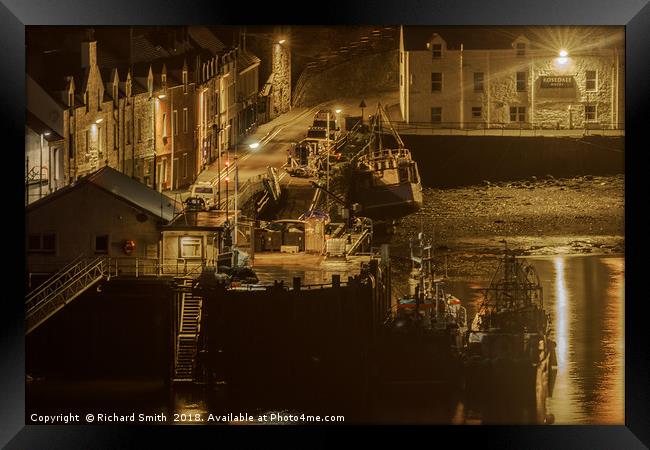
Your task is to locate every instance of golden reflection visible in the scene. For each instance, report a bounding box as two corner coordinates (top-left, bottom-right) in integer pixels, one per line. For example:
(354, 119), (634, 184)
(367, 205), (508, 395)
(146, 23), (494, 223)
(594, 257), (625, 424)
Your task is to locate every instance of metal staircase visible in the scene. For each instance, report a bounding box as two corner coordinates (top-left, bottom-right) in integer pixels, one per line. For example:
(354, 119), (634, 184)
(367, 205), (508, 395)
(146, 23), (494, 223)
(346, 229), (372, 256)
(26, 257), (108, 335)
(173, 278), (203, 382)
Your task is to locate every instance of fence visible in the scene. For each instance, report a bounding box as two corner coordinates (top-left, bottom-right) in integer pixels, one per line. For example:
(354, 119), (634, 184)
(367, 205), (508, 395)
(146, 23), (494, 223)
(392, 121), (625, 137)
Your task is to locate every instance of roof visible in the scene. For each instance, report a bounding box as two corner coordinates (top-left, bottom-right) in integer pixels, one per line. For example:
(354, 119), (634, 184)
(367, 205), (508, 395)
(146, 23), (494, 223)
(27, 166), (181, 223)
(188, 26), (226, 55)
(237, 49), (261, 72)
(401, 25), (624, 52)
(25, 110), (64, 142)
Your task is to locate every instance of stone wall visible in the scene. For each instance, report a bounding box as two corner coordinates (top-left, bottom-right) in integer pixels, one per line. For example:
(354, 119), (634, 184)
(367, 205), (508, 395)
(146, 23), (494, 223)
(293, 50), (398, 107)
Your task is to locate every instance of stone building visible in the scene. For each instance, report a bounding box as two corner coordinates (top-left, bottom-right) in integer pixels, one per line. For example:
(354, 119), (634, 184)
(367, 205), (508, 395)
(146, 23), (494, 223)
(399, 26), (624, 129)
(26, 26), (261, 201)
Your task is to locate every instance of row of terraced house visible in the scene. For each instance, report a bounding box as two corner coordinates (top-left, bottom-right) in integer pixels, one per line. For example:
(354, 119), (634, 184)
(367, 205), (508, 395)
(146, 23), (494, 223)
(26, 27), (266, 204)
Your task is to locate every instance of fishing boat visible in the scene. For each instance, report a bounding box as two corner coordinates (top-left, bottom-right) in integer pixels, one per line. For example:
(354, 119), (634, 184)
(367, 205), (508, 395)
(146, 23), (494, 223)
(349, 103), (422, 219)
(376, 232), (468, 388)
(463, 245), (557, 424)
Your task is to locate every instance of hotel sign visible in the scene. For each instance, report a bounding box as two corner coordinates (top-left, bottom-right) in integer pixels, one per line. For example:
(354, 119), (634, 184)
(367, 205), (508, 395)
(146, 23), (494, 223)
(540, 76), (575, 88)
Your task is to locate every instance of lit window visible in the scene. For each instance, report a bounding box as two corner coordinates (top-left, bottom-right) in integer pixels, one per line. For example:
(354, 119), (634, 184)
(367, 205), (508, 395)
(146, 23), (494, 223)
(585, 105), (597, 121)
(431, 107), (442, 123)
(585, 70), (597, 91)
(431, 72), (442, 92)
(180, 236), (202, 259)
(432, 44), (442, 58)
(516, 42), (526, 56)
(472, 107), (482, 119)
(474, 72), (484, 92)
(516, 72), (527, 92)
(510, 106), (526, 122)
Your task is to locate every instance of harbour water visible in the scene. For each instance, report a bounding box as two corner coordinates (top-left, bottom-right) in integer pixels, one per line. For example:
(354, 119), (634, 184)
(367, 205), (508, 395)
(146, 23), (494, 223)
(27, 254), (624, 425)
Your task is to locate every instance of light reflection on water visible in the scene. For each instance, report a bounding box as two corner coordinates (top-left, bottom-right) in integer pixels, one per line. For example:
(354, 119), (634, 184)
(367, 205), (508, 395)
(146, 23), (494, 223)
(527, 254), (624, 424)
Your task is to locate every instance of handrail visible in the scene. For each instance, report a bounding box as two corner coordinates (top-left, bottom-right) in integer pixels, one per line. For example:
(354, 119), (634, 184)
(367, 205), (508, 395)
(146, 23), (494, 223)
(26, 254), (86, 301)
(26, 257), (106, 315)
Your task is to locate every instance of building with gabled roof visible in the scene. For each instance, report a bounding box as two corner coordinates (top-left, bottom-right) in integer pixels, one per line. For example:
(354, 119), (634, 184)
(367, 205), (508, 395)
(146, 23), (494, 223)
(26, 166), (182, 278)
(399, 26), (624, 130)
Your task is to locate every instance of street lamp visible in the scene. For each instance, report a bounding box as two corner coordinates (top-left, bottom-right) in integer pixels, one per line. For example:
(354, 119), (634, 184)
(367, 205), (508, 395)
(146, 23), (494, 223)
(278, 39), (286, 44)
(249, 142), (260, 150)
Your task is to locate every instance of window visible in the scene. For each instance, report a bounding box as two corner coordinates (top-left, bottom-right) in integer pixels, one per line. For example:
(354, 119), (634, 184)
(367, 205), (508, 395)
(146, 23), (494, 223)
(98, 126), (103, 159)
(400, 52), (403, 63)
(474, 72), (484, 92)
(182, 71), (188, 94)
(138, 118), (143, 142)
(180, 236), (202, 259)
(510, 106), (526, 122)
(431, 72), (442, 92)
(516, 71), (527, 92)
(69, 91), (74, 107)
(162, 113), (167, 138)
(95, 234), (109, 254)
(585, 105), (597, 121)
(183, 153), (188, 179)
(431, 107), (442, 123)
(585, 70), (597, 91)
(162, 73), (167, 86)
(472, 107), (482, 119)
(183, 108), (189, 133)
(173, 110), (178, 136)
(113, 84), (118, 103)
(431, 43), (442, 58)
(516, 42), (526, 56)
(27, 233), (56, 253)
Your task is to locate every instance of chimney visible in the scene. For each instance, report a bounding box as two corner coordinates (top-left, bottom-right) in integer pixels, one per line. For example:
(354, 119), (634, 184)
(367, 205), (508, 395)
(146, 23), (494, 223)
(81, 40), (97, 68)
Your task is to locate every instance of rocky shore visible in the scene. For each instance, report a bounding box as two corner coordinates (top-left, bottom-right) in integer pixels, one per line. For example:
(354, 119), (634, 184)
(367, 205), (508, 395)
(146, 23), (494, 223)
(390, 174), (624, 282)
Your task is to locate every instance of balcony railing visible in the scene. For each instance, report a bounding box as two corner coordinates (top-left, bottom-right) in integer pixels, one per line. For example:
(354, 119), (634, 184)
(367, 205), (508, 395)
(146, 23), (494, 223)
(392, 121), (625, 137)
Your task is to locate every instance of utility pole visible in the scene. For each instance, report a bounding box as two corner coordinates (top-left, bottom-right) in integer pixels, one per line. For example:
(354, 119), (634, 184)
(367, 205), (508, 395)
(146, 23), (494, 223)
(326, 111), (330, 191)
(233, 42), (239, 246)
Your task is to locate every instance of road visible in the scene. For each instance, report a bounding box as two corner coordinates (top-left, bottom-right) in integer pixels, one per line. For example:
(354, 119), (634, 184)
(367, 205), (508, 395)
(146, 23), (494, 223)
(165, 91), (402, 207)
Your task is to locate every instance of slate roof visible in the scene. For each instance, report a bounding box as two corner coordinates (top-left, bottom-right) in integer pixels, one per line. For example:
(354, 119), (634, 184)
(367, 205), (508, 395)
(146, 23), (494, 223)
(27, 166), (181, 223)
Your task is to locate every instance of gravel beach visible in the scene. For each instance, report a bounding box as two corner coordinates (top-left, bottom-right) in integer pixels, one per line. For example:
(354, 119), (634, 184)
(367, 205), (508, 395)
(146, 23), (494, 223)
(390, 174), (624, 282)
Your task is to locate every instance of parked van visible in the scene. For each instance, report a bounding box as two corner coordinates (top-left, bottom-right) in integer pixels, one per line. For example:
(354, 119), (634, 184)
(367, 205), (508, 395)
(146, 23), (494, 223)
(190, 181), (217, 210)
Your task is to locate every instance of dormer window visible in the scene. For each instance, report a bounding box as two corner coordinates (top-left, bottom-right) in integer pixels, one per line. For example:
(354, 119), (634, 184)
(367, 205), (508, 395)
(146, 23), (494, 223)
(182, 70), (188, 94)
(432, 43), (442, 58)
(162, 73), (167, 87)
(516, 42), (526, 57)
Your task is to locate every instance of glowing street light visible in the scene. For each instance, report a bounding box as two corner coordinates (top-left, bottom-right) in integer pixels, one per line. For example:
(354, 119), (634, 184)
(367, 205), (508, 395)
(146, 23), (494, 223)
(158, 94), (166, 99)
(335, 109), (342, 114)
(559, 49), (568, 57)
(95, 118), (103, 124)
(278, 39), (286, 44)
(249, 142), (260, 150)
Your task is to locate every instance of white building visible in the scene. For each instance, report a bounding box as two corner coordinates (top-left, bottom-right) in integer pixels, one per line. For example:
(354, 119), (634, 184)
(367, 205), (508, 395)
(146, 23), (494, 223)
(399, 26), (624, 130)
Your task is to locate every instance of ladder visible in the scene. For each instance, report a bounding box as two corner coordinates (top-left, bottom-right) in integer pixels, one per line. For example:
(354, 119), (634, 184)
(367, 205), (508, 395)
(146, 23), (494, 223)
(26, 257), (108, 335)
(173, 278), (203, 382)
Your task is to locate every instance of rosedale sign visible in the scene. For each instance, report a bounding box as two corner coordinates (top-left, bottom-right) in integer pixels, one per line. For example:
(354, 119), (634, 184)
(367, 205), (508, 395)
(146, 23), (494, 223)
(540, 75), (575, 88)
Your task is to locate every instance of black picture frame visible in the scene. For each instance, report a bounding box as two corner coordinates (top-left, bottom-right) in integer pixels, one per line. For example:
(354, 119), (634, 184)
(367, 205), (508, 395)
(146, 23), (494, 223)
(3, 0), (648, 447)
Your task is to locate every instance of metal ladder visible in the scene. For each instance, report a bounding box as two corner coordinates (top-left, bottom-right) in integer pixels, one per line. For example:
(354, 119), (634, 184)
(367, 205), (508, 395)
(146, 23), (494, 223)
(173, 278), (203, 382)
(25, 257), (108, 335)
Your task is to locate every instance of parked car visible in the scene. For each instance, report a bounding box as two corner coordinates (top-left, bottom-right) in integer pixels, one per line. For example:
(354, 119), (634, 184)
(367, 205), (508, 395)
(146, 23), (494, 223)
(190, 181), (217, 209)
(184, 196), (207, 212)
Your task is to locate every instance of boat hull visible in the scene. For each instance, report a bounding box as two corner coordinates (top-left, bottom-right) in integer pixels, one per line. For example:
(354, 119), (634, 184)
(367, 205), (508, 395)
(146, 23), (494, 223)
(353, 182), (423, 219)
